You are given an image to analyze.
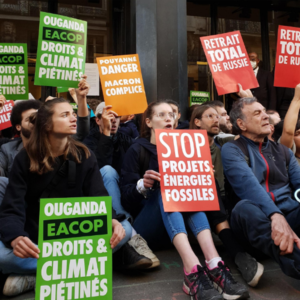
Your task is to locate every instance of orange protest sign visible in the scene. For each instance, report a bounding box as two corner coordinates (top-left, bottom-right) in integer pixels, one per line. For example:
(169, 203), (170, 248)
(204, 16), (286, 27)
(156, 129), (220, 212)
(96, 54), (148, 116)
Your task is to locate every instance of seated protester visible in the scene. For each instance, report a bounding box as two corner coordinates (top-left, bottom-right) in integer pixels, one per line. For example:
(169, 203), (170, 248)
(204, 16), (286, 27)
(119, 114), (139, 138)
(83, 102), (132, 175)
(120, 101), (248, 300)
(222, 97), (300, 280)
(205, 100), (234, 138)
(83, 102), (159, 268)
(165, 99), (189, 129)
(0, 98), (146, 296)
(190, 105), (264, 287)
(0, 100), (42, 178)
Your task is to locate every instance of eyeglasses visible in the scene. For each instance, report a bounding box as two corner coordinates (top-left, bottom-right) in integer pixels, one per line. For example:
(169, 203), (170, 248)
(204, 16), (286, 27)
(201, 113), (220, 120)
(155, 112), (176, 120)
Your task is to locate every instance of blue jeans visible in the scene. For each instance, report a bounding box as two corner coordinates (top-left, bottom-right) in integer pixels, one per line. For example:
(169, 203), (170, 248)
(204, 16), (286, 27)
(100, 166), (132, 220)
(133, 189), (170, 250)
(231, 200), (300, 280)
(158, 192), (211, 242)
(0, 177), (8, 206)
(0, 220), (131, 275)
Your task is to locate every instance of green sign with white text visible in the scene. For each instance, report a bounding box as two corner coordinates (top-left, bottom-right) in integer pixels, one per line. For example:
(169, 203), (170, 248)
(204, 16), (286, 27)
(190, 90), (210, 106)
(0, 43), (28, 100)
(36, 197), (112, 300)
(34, 12), (87, 88)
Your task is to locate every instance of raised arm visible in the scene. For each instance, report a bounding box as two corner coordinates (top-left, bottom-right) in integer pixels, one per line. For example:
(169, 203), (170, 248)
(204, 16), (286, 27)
(280, 84), (300, 149)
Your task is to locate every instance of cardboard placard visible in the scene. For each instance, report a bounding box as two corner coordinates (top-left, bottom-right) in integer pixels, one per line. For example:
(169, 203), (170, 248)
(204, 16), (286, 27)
(190, 91), (210, 106)
(0, 44), (28, 100)
(36, 197), (112, 300)
(200, 31), (258, 95)
(96, 54), (148, 116)
(274, 25), (300, 88)
(156, 129), (220, 212)
(34, 12), (87, 88)
(0, 100), (14, 131)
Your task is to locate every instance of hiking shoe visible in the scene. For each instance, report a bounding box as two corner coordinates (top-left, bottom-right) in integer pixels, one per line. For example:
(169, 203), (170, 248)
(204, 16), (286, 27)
(235, 252), (264, 287)
(3, 275), (36, 296)
(128, 234), (160, 268)
(183, 265), (223, 300)
(113, 242), (152, 270)
(207, 261), (249, 300)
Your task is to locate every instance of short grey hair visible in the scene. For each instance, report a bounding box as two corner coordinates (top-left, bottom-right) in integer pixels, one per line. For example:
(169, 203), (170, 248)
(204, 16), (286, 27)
(230, 97), (258, 135)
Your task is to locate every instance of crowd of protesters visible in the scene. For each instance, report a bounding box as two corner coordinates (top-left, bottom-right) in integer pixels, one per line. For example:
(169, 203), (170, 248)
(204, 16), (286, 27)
(0, 52), (300, 300)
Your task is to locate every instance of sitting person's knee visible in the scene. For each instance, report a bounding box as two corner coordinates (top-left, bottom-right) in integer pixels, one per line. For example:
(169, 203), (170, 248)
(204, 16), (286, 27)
(100, 165), (118, 179)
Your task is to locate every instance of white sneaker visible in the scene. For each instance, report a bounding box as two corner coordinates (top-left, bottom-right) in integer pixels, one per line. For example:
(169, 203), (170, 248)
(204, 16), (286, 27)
(128, 234), (160, 268)
(3, 275), (36, 296)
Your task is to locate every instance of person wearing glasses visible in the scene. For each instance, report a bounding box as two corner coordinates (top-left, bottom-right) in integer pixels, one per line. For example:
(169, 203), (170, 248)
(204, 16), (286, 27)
(120, 101), (248, 300)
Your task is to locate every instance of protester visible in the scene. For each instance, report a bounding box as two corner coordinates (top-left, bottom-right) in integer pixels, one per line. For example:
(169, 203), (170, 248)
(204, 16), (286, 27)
(205, 100), (233, 137)
(276, 86), (294, 118)
(0, 98), (136, 296)
(119, 114), (139, 138)
(0, 100), (41, 178)
(248, 52), (277, 110)
(190, 105), (264, 287)
(165, 99), (189, 129)
(222, 97), (300, 280)
(120, 101), (249, 300)
(83, 102), (160, 268)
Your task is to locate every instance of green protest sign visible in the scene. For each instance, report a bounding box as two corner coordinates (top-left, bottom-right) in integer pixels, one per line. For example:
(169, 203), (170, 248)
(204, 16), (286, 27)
(57, 86), (69, 93)
(190, 91), (210, 106)
(34, 12), (87, 88)
(36, 197), (112, 300)
(0, 43), (28, 100)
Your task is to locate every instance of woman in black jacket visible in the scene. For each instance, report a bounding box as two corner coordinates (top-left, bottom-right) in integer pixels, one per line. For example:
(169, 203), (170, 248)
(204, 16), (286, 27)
(120, 101), (248, 300)
(0, 98), (129, 296)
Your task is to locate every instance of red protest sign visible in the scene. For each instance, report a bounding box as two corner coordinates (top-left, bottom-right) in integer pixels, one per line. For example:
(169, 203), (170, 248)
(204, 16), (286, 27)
(155, 129), (220, 212)
(274, 25), (300, 88)
(200, 31), (258, 95)
(0, 100), (14, 131)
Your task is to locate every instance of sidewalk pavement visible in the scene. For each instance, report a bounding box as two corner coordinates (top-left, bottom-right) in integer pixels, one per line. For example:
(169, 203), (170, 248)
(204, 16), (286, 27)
(1, 245), (299, 300)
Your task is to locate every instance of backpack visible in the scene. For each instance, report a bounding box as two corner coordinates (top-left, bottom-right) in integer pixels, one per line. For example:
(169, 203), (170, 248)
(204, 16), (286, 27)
(138, 145), (151, 178)
(224, 138), (291, 214)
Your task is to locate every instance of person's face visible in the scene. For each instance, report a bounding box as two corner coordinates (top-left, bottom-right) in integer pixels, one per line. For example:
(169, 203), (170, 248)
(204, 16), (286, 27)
(99, 115), (121, 135)
(169, 104), (181, 128)
(215, 106), (232, 133)
(270, 112), (281, 125)
(146, 104), (174, 133)
(294, 129), (300, 151)
(248, 52), (259, 69)
(15, 108), (37, 139)
(194, 107), (220, 137)
(51, 103), (77, 136)
(238, 102), (271, 138)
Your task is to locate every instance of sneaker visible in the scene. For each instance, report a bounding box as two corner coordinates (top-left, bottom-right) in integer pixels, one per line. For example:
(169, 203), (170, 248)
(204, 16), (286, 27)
(128, 234), (160, 268)
(3, 275), (36, 296)
(235, 252), (264, 287)
(182, 265), (223, 300)
(207, 261), (249, 300)
(113, 242), (152, 270)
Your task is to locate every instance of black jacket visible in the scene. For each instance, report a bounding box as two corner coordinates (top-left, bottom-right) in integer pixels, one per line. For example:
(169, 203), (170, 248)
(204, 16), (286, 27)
(0, 149), (120, 246)
(250, 68), (277, 110)
(83, 127), (133, 175)
(120, 138), (158, 218)
(119, 121), (139, 139)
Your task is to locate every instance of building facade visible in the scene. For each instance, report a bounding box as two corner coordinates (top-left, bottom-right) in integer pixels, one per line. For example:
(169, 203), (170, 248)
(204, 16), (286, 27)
(1, 0), (300, 117)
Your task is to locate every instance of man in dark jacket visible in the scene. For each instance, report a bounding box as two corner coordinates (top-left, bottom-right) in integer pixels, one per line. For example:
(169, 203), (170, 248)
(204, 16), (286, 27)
(222, 97), (300, 280)
(249, 52), (277, 110)
(83, 102), (160, 268)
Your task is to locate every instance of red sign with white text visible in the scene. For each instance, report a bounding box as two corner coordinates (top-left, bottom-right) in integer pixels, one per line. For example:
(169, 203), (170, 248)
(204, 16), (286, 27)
(0, 100), (14, 131)
(155, 129), (220, 212)
(274, 25), (300, 88)
(200, 31), (258, 95)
